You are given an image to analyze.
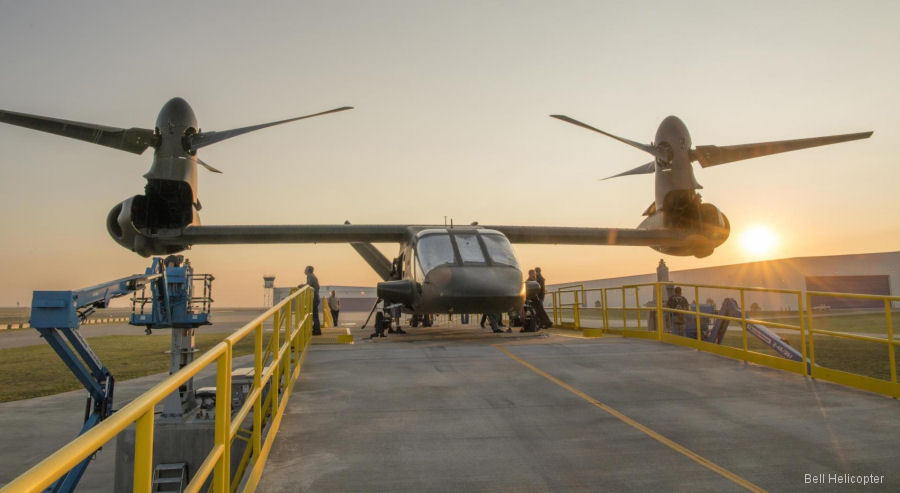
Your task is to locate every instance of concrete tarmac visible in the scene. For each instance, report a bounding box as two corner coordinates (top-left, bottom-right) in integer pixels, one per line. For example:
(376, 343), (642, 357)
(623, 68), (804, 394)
(3, 322), (898, 491)
(0, 309), (369, 490)
(259, 326), (899, 492)
(0, 355), (250, 490)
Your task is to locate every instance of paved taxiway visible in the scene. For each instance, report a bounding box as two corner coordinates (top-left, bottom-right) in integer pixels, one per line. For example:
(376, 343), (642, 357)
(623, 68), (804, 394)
(259, 326), (899, 492)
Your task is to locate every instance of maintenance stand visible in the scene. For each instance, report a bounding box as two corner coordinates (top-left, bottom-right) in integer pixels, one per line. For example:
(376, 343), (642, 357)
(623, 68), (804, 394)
(29, 255), (212, 493)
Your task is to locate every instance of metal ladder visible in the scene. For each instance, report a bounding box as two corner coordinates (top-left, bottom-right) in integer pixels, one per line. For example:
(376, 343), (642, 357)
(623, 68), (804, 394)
(151, 462), (187, 492)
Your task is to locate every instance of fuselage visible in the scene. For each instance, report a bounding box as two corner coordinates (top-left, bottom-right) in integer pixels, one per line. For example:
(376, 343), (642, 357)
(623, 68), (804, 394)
(379, 227), (526, 315)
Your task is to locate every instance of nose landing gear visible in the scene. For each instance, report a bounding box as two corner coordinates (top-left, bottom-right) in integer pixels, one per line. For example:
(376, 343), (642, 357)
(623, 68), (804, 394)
(362, 299), (409, 338)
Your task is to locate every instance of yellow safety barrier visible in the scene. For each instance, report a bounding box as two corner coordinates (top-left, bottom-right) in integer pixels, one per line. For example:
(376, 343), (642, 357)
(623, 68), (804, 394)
(322, 296), (333, 328)
(546, 282), (898, 399)
(2, 286), (315, 493)
(549, 286), (604, 335)
(805, 291), (899, 398)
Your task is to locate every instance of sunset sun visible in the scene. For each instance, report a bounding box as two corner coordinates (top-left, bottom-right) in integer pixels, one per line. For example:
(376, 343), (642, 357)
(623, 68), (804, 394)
(740, 226), (778, 256)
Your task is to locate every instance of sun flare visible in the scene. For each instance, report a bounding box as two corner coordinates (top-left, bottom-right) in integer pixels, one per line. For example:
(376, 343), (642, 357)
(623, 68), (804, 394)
(740, 226), (778, 256)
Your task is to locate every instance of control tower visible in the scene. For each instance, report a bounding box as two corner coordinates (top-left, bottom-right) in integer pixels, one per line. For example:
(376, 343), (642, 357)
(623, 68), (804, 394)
(263, 275), (276, 307)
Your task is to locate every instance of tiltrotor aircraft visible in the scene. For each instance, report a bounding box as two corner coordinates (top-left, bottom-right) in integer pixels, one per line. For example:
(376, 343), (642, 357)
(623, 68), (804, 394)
(0, 99), (872, 328)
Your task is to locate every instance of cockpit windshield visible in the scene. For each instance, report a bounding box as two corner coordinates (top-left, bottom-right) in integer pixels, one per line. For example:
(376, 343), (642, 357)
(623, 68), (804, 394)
(416, 233), (455, 272)
(480, 233), (519, 268)
(416, 229), (520, 274)
(454, 234), (485, 263)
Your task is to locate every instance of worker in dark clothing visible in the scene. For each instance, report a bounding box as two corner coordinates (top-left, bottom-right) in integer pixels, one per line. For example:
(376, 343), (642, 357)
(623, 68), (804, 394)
(667, 286), (689, 335)
(483, 313), (508, 333)
(525, 269), (552, 330)
(535, 267), (546, 303)
(304, 266), (321, 335)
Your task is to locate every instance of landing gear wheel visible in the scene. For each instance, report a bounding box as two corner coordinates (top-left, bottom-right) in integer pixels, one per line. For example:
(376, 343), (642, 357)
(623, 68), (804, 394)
(522, 306), (538, 332)
(385, 310), (396, 333)
(372, 312), (387, 338)
(411, 315), (420, 328)
(423, 314), (433, 327)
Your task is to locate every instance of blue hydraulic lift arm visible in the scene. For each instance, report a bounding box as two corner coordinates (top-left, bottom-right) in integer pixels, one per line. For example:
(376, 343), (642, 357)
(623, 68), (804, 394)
(29, 259), (164, 493)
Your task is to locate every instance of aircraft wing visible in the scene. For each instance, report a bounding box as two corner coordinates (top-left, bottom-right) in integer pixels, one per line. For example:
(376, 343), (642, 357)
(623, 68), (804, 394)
(177, 224), (410, 245)
(174, 224), (689, 247)
(482, 225), (689, 247)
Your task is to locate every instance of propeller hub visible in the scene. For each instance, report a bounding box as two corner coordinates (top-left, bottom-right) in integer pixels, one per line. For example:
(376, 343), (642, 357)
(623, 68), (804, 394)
(155, 97), (198, 134)
(155, 97), (198, 157)
(655, 142), (675, 168)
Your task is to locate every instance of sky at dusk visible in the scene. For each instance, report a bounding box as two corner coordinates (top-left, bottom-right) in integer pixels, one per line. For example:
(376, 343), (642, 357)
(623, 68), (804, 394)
(1, 1), (898, 306)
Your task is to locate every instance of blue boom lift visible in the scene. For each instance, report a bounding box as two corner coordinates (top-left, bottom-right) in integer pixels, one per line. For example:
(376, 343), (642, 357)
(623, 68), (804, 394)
(29, 256), (212, 493)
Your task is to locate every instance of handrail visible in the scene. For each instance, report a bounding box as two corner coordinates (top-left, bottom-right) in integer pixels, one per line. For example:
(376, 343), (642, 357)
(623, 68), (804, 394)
(2, 286), (314, 493)
(545, 281), (898, 398)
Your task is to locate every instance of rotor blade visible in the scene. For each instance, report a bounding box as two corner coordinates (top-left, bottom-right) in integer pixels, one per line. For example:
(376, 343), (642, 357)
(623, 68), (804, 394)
(176, 156), (223, 173)
(550, 115), (662, 159)
(0, 109), (157, 154)
(601, 161), (655, 180)
(197, 158), (222, 174)
(188, 106), (354, 151)
(692, 131), (873, 167)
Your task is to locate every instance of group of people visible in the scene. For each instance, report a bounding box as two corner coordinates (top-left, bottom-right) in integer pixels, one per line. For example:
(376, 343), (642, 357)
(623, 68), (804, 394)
(526, 267), (553, 330)
(526, 267), (546, 300)
(478, 266), (550, 333)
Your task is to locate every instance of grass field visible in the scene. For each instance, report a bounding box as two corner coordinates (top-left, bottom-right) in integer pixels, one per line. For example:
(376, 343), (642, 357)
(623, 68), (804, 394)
(0, 331), (273, 403)
(0, 308), (134, 325)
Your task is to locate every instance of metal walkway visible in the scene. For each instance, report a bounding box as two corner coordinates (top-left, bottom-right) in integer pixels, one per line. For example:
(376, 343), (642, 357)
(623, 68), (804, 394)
(257, 326), (899, 492)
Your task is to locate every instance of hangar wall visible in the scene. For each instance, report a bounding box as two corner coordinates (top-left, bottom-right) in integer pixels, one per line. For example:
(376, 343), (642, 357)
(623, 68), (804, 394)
(273, 284), (377, 311)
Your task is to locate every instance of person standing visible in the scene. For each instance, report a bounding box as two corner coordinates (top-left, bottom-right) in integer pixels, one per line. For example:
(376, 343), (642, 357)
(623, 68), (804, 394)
(304, 266), (321, 335)
(327, 290), (341, 327)
(667, 286), (689, 335)
(535, 267), (546, 303)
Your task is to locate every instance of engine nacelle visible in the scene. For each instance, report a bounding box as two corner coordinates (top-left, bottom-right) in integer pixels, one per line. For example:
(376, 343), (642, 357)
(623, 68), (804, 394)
(643, 191), (730, 258)
(106, 179), (198, 257)
(377, 280), (420, 308)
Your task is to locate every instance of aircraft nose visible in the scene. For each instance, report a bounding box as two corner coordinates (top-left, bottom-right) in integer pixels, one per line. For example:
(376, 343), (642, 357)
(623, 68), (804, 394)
(424, 265), (523, 313)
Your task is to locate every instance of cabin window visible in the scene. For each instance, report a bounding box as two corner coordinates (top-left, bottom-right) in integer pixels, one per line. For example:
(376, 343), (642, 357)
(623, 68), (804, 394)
(454, 234), (486, 264)
(417, 234), (455, 273)
(481, 233), (519, 268)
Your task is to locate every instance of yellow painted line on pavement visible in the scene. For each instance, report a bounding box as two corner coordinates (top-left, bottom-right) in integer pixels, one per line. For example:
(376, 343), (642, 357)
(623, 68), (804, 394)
(495, 344), (766, 493)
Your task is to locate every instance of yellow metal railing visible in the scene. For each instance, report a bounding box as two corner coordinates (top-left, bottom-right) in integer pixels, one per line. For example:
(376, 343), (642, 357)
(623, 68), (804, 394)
(805, 291), (898, 398)
(3, 286), (314, 493)
(546, 282), (898, 398)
